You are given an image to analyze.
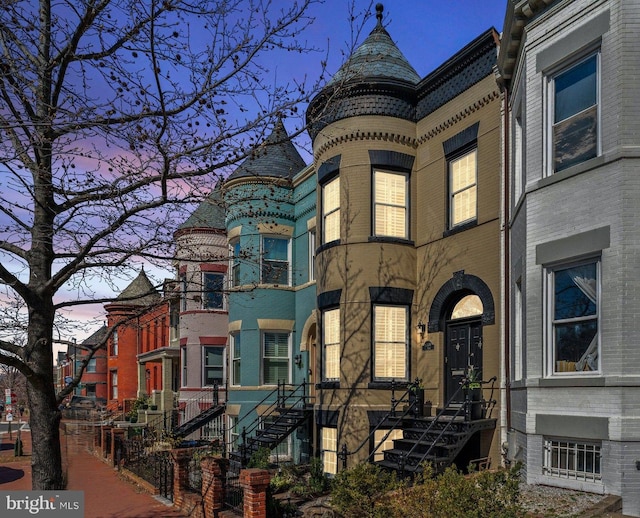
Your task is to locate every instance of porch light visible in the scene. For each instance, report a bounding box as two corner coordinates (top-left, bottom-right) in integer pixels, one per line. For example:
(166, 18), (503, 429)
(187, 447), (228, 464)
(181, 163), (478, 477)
(416, 321), (426, 337)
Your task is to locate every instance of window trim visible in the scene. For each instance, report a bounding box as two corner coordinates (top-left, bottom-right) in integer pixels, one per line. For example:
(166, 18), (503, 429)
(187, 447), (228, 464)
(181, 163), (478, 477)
(86, 358), (97, 373)
(545, 257), (600, 377)
(231, 332), (241, 386)
(372, 169), (409, 239)
(230, 239), (241, 287)
(308, 229), (316, 282)
(203, 346), (225, 387)
(545, 48), (601, 175)
(181, 346), (188, 387)
(322, 175), (340, 245)
(110, 329), (118, 357)
(260, 235), (291, 286)
(372, 304), (409, 382)
(202, 271), (225, 310)
(322, 307), (340, 382)
(261, 331), (291, 385)
(321, 427), (338, 475)
(448, 147), (478, 229)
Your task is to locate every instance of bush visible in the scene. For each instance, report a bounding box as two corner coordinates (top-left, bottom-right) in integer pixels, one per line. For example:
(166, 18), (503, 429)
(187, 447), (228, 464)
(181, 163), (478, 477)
(330, 462), (400, 518)
(388, 463), (523, 518)
(247, 446), (271, 469)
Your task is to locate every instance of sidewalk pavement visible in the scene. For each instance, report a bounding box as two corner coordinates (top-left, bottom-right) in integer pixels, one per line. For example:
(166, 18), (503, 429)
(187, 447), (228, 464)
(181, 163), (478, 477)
(0, 421), (187, 518)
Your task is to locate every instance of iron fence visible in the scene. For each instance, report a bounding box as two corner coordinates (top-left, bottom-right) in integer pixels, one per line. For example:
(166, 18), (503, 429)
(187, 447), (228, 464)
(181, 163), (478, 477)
(120, 436), (174, 501)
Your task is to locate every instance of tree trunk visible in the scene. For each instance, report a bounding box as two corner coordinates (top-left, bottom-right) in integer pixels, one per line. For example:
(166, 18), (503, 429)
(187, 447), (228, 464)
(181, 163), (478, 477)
(27, 305), (64, 490)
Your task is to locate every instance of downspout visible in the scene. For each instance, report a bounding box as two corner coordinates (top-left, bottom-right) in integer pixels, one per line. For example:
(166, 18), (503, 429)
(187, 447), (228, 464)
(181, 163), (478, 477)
(501, 82), (511, 431)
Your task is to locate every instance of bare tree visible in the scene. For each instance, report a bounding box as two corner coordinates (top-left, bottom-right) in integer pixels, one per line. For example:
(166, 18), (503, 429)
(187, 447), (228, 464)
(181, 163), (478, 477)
(0, 0), (327, 490)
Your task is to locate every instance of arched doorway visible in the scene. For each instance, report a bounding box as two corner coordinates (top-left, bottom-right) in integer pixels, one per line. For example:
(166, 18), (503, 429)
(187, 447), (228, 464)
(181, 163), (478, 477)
(446, 295), (483, 404)
(428, 271), (495, 405)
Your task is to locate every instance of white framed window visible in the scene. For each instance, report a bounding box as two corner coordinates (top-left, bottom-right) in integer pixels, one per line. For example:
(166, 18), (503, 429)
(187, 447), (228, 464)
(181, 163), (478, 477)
(547, 260), (599, 374)
(262, 332), (290, 385)
(513, 108), (524, 200)
(308, 229), (316, 281)
(548, 51), (599, 173)
(322, 176), (340, 243)
(110, 329), (118, 356)
(373, 305), (408, 381)
(261, 236), (290, 285)
(181, 346), (188, 387)
(543, 439), (601, 482)
(373, 170), (408, 238)
(261, 415), (292, 461)
(323, 308), (340, 381)
(513, 279), (523, 381)
(228, 415), (240, 451)
(321, 427), (338, 475)
(449, 149), (477, 227)
(203, 346), (224, 386)
(230, 240), (241, 287)
(373, 429), (403, 462)
(231, 332), (241, 386)
(203, 272), (224, 309)
(110, 370), (118, 399)
(180, 272), (188, 310)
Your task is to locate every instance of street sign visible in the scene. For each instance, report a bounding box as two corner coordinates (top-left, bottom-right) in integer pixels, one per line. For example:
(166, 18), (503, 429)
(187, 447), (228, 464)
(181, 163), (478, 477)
(6, 412), (13, 422)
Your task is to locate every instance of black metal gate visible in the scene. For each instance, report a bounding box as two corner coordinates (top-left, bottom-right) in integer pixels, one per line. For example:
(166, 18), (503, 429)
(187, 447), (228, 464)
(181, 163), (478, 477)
(224, 462), (243, 513)
(155, 450), (174, 501)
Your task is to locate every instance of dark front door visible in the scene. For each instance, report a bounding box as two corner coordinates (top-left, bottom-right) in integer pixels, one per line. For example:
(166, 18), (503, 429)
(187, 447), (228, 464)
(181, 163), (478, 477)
(445, 319), (482, 404)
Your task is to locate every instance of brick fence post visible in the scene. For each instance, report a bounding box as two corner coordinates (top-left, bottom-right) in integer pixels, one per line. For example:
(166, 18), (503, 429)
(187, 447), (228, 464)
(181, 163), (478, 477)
(200, 457), (228, 518)
(110, 428), (125, 467)
(240, 468), (270, 518)
(171, 448), (193, 509)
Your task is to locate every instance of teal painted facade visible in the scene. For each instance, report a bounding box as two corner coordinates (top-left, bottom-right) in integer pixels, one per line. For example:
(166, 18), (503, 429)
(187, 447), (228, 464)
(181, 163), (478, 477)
(223, 124), (316, 464)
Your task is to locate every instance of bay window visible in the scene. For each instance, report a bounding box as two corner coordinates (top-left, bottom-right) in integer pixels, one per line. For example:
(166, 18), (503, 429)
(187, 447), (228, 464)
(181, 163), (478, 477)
(263, 332), (290, 385)
(203, 272), (224, 309)
(373, 305), (408, 381)
(231, 332), (241, 386)
(549, 52), (599, 173)
(203, 346), (224, 386)
(373, 170), (408, 238)
(261, 236), (290, 285)
(548, 260), (599, 374)
(322, 176), (340, 243)
(323, 308), (340, 381)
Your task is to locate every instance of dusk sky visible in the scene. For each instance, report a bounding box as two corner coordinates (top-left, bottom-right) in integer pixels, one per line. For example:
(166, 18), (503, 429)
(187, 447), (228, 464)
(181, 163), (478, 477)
(59, 0), (509, 344)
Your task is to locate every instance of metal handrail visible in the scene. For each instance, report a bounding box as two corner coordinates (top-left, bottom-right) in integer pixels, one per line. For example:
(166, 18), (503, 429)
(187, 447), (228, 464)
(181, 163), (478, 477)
(398, 376), (497, 475)
(234, 380), (310, 464)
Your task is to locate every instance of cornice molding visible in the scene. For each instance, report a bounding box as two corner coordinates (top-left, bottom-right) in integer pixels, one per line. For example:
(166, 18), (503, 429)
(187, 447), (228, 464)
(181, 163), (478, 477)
(313, 90), (500, 160)
(417, 91), (500, 145)
(314, 131), (417, 161)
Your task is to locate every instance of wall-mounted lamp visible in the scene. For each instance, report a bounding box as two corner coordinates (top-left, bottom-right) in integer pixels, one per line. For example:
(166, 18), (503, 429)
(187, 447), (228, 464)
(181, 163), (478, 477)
(294, 354), (302, 367)
(416, 321), (426, 338)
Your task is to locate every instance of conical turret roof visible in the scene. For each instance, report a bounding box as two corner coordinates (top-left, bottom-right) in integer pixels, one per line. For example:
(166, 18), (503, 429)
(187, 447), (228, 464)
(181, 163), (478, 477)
(328, 4), (419, 87)
(115, 269), (161, 306)
(178, 184), (226, 231)
(227, 119), (306, 181)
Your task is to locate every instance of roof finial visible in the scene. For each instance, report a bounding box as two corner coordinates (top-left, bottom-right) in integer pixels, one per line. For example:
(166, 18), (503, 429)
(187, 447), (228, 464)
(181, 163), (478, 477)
(375, 3), (383, 25)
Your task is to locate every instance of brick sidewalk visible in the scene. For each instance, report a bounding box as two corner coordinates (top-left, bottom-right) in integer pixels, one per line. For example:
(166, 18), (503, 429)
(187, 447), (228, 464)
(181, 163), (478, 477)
(0, 422), (188, 518)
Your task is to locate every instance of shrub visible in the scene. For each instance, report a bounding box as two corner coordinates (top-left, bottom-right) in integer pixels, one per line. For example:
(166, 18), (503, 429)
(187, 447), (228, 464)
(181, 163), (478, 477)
(247, 446), (271, 469)
(330, 462), (400, 518)
(388, 463), (523, 518)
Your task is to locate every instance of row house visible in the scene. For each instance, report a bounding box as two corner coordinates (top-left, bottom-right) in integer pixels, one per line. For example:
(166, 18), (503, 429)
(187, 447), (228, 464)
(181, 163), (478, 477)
(498, 0), (640, 515)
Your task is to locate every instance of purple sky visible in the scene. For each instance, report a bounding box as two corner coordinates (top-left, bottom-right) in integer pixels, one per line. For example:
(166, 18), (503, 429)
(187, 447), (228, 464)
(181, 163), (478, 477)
(58, 0), (508, 346)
